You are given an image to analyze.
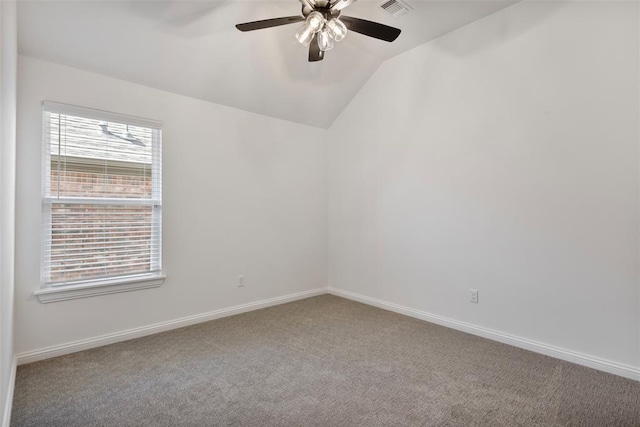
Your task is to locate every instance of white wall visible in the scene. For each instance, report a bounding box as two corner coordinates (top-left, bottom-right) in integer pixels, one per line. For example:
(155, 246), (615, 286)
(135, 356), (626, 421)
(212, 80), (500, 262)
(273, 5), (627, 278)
(15, 56), (327, 355)
(0, 1), (17, 425)
(328, 1), (640, 370)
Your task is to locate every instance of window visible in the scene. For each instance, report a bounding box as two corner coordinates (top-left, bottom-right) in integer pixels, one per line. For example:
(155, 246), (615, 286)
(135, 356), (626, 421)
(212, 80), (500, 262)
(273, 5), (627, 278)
(36, 102), (163, 302)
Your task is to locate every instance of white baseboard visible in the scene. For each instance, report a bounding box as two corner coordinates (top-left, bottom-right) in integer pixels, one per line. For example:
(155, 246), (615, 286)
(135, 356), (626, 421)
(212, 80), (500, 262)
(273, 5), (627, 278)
(15, 286), (640, 382)
(16, 287), (328, 365)
(2, 357), (16, 427)
(328, 287), (640, 382)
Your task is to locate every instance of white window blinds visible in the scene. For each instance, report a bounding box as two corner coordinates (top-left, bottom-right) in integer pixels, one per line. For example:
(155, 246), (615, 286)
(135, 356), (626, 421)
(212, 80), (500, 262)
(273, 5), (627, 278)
(41, 102), (162, 287)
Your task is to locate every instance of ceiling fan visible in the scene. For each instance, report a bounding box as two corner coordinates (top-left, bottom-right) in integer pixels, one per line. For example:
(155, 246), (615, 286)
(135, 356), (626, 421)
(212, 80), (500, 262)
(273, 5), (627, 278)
(235, 0), (401, 62)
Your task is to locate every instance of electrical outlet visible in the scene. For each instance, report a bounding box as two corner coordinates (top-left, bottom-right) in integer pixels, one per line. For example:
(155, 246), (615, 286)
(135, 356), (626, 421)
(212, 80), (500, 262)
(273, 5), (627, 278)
(237, 275), (245, 287)
(469, 289), (478, 303)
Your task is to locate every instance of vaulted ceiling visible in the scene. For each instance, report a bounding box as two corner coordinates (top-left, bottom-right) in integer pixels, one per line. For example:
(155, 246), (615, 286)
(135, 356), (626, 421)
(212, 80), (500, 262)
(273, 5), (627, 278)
(18, 0), (516, 128)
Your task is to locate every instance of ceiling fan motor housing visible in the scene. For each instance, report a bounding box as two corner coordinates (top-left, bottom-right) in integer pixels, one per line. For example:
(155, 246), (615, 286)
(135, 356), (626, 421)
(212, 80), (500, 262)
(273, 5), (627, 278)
(302, 4), (341, 19)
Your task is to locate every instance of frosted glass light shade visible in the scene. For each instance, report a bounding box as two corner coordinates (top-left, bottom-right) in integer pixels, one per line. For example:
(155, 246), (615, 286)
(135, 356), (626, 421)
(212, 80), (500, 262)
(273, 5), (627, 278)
(295, 23), (315, 47)
(306, 11), (325, 32)
(326, 18), (347, 42)
(318, 29), (334, 52)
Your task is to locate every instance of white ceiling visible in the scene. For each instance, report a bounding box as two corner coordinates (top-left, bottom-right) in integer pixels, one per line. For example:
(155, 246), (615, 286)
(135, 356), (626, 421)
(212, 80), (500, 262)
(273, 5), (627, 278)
(18, 0), (516, 128)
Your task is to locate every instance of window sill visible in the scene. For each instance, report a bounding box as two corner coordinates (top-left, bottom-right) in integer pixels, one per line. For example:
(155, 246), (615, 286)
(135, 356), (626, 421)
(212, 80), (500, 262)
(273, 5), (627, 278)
(34, 274), (165, 303)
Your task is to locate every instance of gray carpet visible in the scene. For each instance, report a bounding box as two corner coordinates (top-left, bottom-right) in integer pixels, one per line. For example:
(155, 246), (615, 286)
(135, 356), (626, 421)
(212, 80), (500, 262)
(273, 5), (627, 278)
(11, 295), (640, 426)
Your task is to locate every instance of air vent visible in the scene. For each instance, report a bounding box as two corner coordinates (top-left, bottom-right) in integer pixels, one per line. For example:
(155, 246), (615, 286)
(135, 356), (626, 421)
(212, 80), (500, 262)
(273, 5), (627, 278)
(379, 0), (412, 17)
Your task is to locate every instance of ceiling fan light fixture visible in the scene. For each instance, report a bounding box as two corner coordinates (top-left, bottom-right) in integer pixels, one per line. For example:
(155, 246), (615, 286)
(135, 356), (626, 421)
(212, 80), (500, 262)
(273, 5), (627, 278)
(295, 23), (315, 46)
(306, 11), (325, 32)
(318, 29), (335, 51)
(326, 18), (347, 42)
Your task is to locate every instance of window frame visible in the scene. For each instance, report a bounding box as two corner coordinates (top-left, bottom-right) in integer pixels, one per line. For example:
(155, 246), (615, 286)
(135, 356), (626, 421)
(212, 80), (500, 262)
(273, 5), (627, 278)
(35, 101), (165, 303)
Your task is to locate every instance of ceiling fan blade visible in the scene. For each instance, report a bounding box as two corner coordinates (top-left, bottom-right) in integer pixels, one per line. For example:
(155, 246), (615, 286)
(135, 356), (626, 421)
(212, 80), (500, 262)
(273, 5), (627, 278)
(309, 34), (324, 62)
(236, 16), (304, 32)
(340, 16), (401, 42)
(330, 0), (357, 12)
